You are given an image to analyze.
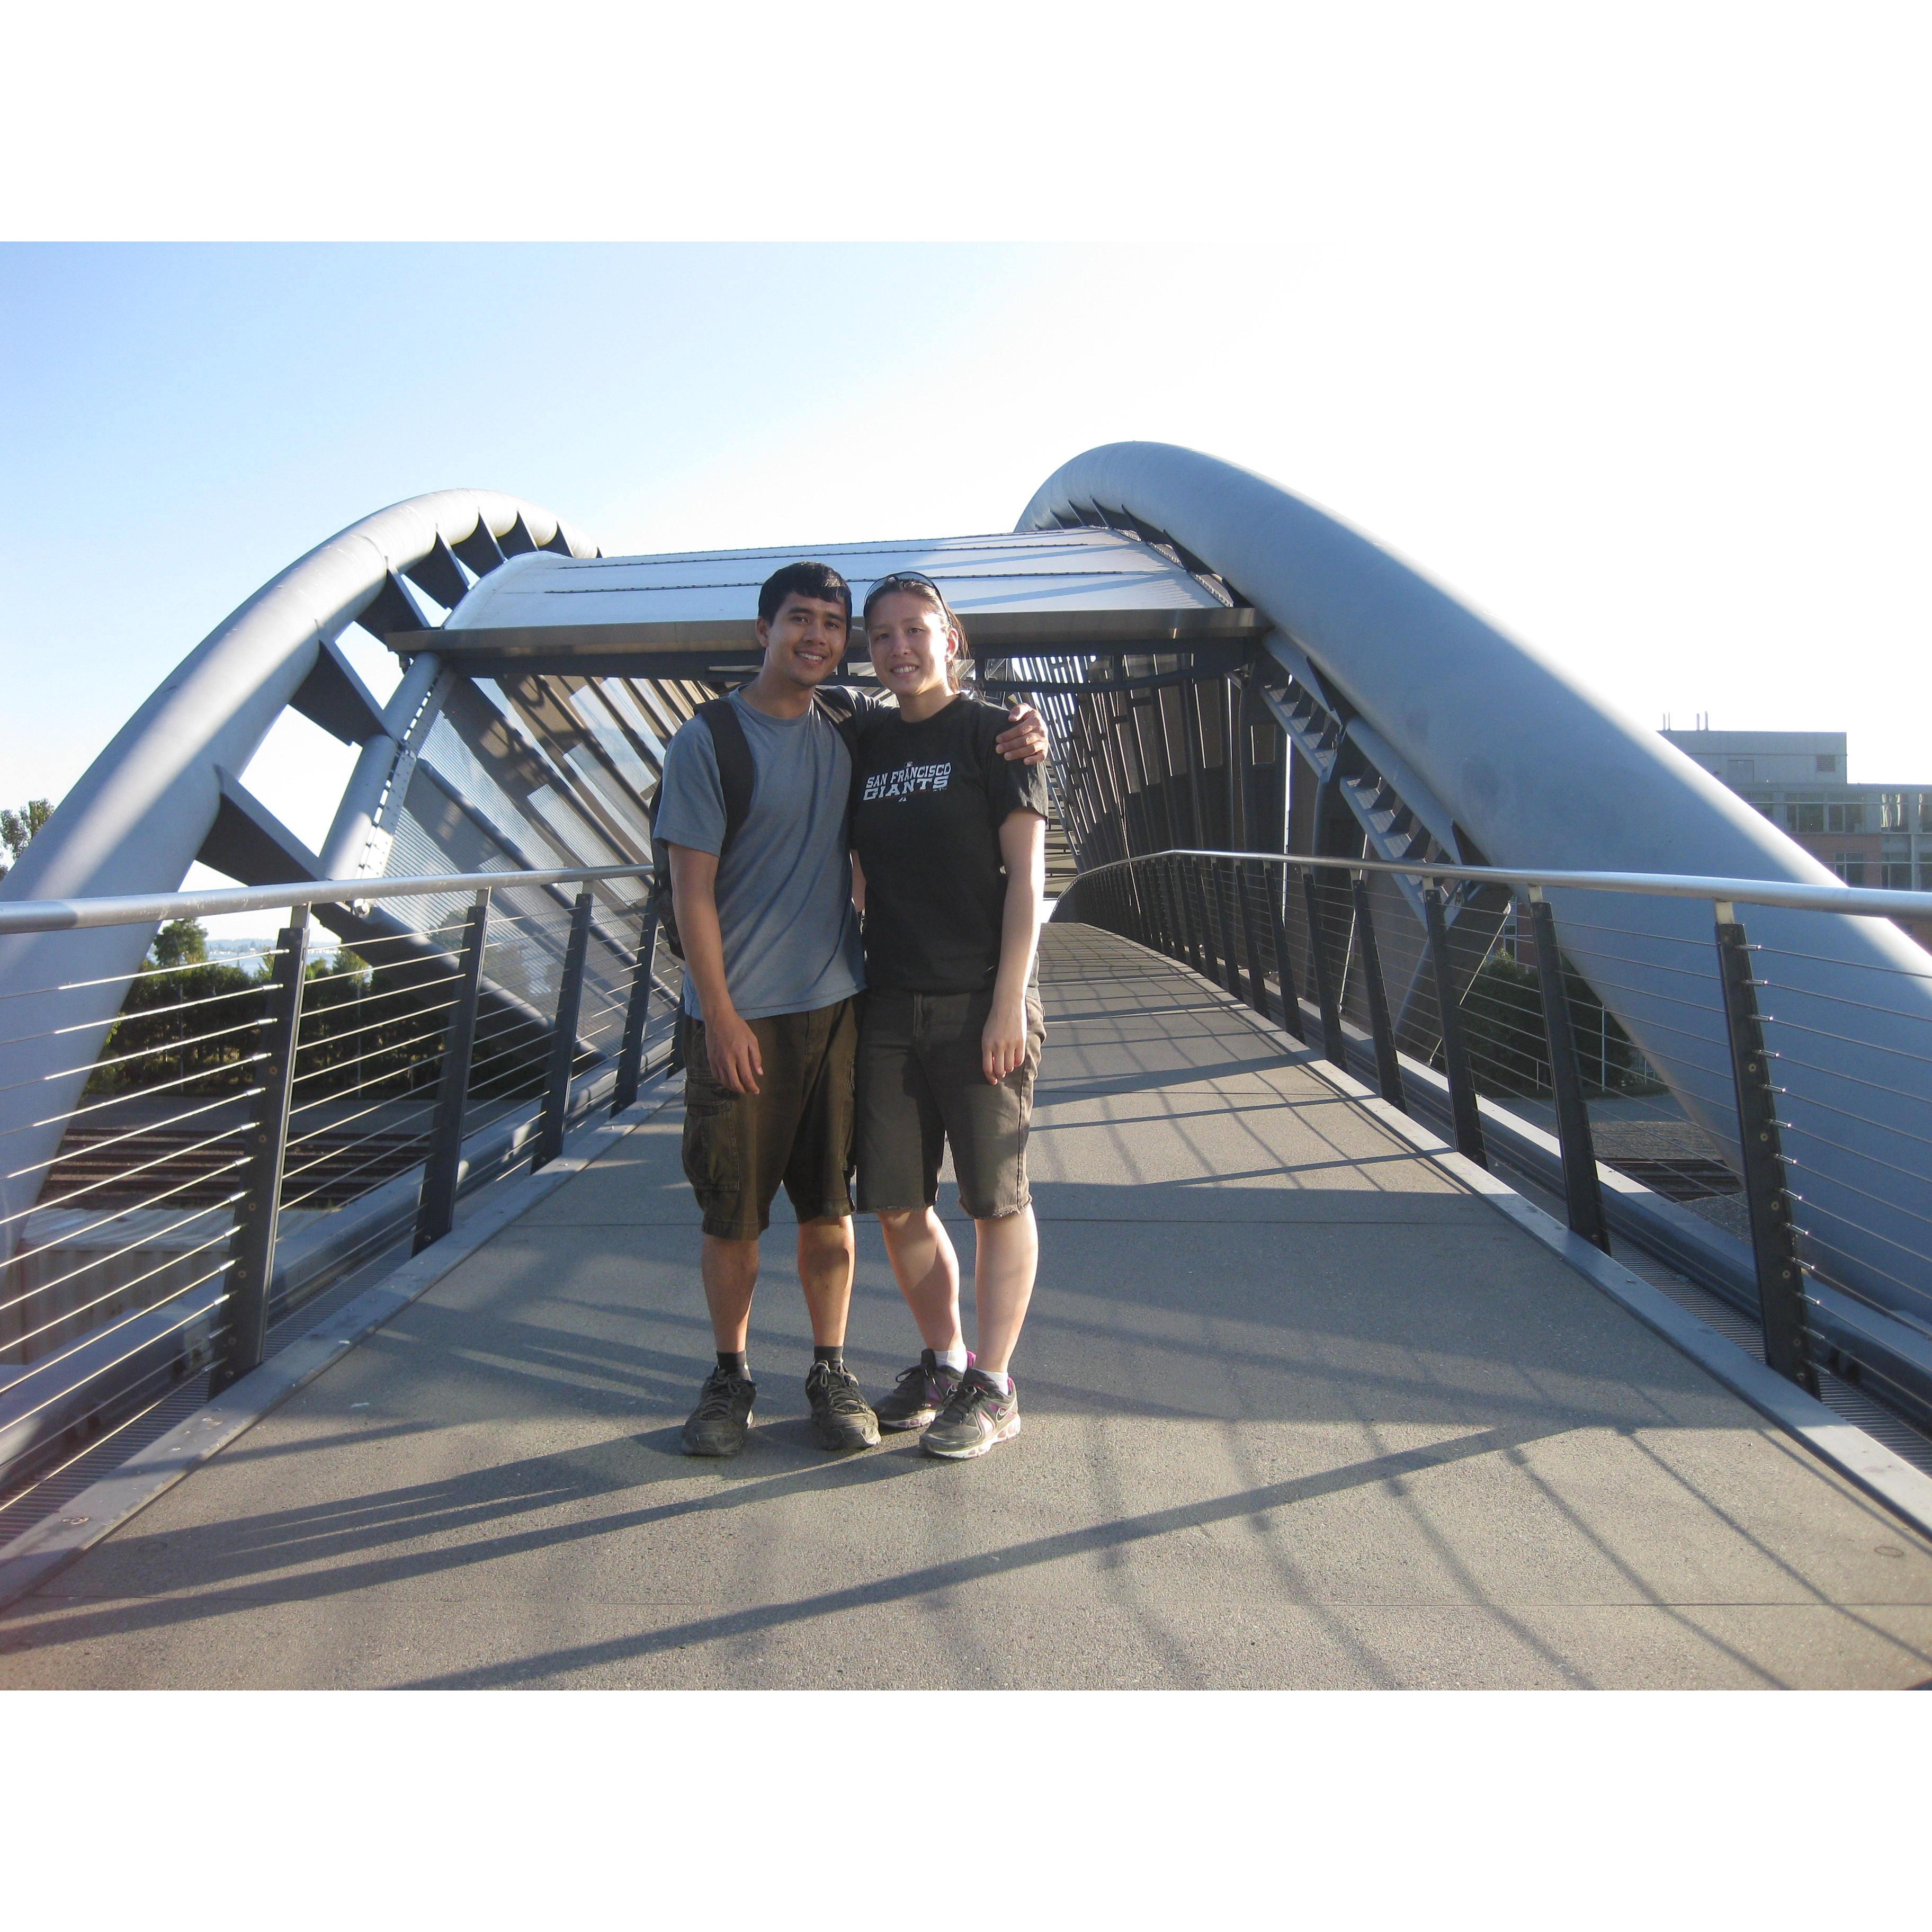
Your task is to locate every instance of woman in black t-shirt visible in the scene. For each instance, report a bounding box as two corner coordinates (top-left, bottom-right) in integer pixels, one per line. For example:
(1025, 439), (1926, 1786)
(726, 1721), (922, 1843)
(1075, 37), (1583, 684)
(849, 574), (1050, 1460)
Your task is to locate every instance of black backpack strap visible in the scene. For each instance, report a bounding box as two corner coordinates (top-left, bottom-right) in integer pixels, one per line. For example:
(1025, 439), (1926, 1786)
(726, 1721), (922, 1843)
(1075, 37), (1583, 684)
(697, 697), (756, 851)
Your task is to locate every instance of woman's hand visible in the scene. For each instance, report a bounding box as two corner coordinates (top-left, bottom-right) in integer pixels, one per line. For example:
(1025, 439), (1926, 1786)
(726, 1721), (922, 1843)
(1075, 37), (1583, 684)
(982, 994), (1030, 1085)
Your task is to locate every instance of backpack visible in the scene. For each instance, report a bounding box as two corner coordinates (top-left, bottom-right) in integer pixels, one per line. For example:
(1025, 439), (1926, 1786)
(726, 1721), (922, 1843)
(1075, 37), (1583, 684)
(649, 687), (862, 960)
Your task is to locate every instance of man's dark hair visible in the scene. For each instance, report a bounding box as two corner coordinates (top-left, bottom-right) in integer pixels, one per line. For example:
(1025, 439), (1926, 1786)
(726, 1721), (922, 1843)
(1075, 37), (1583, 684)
(758, 560), (852, 627)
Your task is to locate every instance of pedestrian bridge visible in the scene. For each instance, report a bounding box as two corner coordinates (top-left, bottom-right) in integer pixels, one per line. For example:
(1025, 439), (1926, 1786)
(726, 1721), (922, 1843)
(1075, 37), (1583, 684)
(2, 924), (1928, 1688)
(3, 442), (1931, 1687)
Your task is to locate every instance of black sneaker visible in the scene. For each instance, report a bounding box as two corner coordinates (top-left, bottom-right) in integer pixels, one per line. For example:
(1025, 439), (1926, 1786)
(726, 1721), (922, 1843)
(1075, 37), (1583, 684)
(874, 1349), (970, 1432)
(806, 1360), (881, 1452)
(681, 1366), (756, 1456)
(921, 1368), (1021, 1460)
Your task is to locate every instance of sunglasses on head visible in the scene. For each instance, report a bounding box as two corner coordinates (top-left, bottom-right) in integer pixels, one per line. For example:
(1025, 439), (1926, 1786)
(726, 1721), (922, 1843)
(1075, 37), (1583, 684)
(864, 571), (949, 614)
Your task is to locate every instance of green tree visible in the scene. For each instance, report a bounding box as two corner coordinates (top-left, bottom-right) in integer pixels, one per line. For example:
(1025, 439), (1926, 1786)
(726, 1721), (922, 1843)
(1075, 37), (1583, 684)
(0, 798), (51, 874)
(150, 918), (209, 968)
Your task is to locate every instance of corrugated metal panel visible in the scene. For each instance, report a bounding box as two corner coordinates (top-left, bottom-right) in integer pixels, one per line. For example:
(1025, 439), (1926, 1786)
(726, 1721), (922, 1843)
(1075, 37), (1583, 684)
(426, 530), (1256, 673)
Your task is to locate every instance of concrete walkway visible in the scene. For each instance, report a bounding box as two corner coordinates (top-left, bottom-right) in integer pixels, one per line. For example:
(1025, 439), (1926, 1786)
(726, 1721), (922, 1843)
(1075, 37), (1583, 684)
(4, 924), (1930, 1688)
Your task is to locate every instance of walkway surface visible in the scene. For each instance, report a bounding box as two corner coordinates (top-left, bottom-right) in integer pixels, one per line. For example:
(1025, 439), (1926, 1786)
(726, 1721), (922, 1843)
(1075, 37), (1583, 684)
(4, 925), (1930, 1688)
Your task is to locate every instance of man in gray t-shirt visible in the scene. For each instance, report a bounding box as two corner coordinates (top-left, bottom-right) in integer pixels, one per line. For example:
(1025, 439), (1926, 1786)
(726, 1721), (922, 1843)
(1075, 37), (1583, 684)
(654, 690), (864, 1024)
(659, 560), (1045, 1462)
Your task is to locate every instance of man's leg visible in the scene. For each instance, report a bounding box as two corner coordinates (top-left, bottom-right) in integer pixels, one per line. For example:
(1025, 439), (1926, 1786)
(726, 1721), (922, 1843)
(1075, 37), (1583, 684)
(784, 1000), (879, 1450)
(700, 1234), (761, 1352)
(797, 1213), (856, 1345)
(680, 1009), (791, 1457)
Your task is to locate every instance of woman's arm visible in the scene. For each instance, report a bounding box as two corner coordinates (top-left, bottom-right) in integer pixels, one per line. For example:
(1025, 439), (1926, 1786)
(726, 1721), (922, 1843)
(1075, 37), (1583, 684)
(982, 810), (1048, 1083)
(850, 849), (866, 917)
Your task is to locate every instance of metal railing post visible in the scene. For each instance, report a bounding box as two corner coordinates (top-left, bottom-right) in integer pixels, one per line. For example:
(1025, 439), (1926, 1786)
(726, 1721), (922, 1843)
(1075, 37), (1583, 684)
(414, 889), (490, 1254)
(1352, 874), (1406, 1110)
(612, 892), (662, 1115)
(1265, 861), (1304, 1041)
(212, 916), (309, 1394)
(1237, 861), (1269, 1016)
(1217, 861), (1247, 1001)
(1172, 858), (1202, 973)
(1714, 906), (1819, 1392)
(1218, 862), (1245, 996)
(1189, 861), (1224, 986)
(1526, 890), (1608, 1249)
(1424, 884), (1488, 1168)
(1302, 868), (1346, 1067)
(1211, 861), (1240, 998)
(533, 887), (594, 1170)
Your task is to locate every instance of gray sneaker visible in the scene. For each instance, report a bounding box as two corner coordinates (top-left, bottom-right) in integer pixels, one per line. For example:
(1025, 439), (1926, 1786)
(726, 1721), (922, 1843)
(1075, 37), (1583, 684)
(874, 1349), (969, 1432)
(806, 1360), (881, 1452)
(681, 1367), (756, 1456)
(920, 1368), (1021, 1460)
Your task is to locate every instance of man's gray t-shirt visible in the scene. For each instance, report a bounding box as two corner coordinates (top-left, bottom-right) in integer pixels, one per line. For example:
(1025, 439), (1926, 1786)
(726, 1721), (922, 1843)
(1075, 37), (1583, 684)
(654, 691), (865, 1023)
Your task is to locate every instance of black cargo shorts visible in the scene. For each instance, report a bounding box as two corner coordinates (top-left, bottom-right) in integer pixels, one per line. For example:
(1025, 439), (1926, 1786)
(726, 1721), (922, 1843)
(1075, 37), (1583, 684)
(854, 986), (1045, 1221)
(678, 997), (858, 1241)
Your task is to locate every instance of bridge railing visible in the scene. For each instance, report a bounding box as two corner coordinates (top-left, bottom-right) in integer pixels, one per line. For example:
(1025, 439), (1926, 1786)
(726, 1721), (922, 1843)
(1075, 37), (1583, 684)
(0, 863), (675, 1516)
(1058, 849), (1932, 1436)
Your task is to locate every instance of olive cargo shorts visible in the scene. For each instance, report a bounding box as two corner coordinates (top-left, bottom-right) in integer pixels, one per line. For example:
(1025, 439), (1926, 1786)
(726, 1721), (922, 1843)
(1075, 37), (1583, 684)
(678, 998), (858, 1240)
(854, 986), (1045, 1221)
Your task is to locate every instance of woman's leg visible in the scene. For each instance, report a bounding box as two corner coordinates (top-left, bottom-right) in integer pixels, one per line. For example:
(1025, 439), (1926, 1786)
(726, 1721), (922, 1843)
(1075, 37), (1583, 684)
(970, 1204), (1037, 1374)
(876, 1208), (965, 1354)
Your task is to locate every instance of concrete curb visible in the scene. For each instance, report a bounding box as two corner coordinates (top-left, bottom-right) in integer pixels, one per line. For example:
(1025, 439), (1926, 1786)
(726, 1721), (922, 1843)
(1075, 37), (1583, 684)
(0, 1083), (680, 1614)
(1188, 960), (1932, 1546)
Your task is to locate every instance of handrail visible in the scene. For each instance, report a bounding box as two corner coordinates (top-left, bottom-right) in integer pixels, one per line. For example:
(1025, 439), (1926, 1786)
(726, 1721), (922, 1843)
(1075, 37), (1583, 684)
(0, 865), (655, 938)
(4, 851), (1926, 942)
(1072, 847), (1932, 922)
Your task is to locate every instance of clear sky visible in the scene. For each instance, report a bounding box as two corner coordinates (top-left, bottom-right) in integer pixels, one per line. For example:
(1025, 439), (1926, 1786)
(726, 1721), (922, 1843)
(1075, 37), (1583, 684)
(3, 16), (1926, 880)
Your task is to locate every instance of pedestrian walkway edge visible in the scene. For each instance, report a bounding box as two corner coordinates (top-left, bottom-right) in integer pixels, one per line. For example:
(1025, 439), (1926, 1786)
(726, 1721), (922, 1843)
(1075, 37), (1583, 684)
(0, 1081), (683, 1614)
(1206, 986), (1932, 1546)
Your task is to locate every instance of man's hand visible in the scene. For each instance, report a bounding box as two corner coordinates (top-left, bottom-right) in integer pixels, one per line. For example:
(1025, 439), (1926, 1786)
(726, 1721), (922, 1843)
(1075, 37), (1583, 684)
(995, 697), (1050, 766)
(982, 993), (1030, 1085)
(705, 1007), (764, 1096)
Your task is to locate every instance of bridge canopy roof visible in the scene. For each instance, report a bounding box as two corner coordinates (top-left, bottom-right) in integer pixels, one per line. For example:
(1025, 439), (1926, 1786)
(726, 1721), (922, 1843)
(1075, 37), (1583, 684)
(420, 528), (1255, 676)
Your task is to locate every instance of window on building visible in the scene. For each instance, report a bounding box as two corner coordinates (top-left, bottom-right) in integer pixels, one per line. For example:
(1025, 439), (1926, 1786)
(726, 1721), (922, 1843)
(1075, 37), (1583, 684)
(1755, 800), (1776, 818)
(1817, 753), (1838, 773)
(1834, 854), (1867, 884)
(1795, 803), (1824, 833)
(1826, 803), (1866, 833)
(1882, 792), (1908, 829)
(1727, 757), (1755, 782)
(1885, 863), (1914, 890)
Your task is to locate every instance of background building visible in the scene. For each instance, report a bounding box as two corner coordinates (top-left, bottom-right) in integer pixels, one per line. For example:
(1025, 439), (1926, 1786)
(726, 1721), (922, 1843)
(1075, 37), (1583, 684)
(1661, 728), (1931, 890)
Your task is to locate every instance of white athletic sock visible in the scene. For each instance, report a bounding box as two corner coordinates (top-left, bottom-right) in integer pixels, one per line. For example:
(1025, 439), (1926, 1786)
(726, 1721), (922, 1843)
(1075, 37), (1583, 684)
(935, 1344), (969, 1373)
(979, 1368), (1013, 1395)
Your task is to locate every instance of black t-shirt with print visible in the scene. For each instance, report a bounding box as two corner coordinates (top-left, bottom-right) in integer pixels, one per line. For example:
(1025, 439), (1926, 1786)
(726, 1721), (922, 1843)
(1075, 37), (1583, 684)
(849, 694), (1051, 994)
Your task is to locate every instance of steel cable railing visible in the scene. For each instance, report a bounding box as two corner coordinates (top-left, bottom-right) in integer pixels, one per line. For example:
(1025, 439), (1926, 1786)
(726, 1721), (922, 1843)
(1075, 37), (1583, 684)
(1060, 847), (1932, 1438)
(0, 861), (677, 1511)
